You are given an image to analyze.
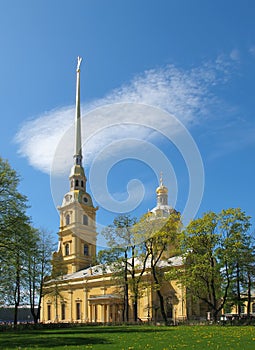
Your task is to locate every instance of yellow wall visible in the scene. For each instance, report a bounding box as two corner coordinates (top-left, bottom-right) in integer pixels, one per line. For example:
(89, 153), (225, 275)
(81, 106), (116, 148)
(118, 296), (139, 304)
(41, 271), (189, 324)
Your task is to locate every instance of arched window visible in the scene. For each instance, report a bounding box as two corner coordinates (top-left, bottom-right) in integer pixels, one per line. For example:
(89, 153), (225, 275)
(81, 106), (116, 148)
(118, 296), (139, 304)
(81, 180), (84, 188)
(66, 214), (70, 225)
(65, 243), (70, 256)
(84, 244), (89, 256)
(75, 179), (79, 187)
(83, 215), (88, 225)
(252, 303), (255, 314)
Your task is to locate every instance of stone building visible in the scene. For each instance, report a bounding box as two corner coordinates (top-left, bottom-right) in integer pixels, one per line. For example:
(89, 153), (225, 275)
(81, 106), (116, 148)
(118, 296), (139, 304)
(40, 58), (208, 324)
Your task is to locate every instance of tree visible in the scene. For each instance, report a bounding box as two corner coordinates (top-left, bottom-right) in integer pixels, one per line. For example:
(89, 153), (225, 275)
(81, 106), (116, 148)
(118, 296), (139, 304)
(0, 158), (54, 324)
(171, 208), (252, 322)
(26, 228), (54, 323)
(218, 208), (252, 318)
(177, 211), (224, 322)
(0, 157), (33, 325)
(100, 214), (149, 323)
(134, 211), (181, 325)
(0, 157), (29, 251)
(245, 247), (255, 317)
(1, 215), (35, 325)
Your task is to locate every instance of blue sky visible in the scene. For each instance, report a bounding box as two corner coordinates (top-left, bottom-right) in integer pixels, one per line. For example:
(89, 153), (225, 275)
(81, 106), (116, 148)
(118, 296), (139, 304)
(1, 0), (255, 246)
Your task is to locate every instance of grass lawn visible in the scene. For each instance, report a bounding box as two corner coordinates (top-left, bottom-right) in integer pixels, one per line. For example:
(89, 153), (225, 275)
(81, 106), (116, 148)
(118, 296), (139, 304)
(0, 325), (255, 349)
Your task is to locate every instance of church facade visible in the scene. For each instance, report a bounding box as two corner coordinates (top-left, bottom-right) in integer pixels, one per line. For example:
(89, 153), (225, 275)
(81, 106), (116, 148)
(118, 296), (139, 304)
(40, 59), (208, 324)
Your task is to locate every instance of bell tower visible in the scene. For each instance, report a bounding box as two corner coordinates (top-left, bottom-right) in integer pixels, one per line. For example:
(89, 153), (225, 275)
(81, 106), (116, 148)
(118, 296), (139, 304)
(53, 57), (97, 275)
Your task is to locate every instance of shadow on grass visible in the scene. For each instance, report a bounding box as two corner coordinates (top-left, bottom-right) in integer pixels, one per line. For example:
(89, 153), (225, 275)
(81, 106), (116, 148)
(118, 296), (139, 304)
(0, 333), (110, 349)
(46, 325), (172, 335)
(0, 326), (172, 349)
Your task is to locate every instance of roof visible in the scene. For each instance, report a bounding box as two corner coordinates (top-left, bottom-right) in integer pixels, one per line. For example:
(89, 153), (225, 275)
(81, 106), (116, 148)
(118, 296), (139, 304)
(50, 254), (185, 283)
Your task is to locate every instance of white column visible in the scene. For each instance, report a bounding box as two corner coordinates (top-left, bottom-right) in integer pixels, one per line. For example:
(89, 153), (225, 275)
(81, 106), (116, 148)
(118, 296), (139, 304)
(84, 287), (88, 322)
(101, 304), (104, 323)
(69, 290), (73, 322)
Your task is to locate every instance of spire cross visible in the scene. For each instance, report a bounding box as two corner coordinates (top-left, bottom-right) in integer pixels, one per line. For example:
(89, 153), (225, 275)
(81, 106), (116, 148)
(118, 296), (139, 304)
(160, 172), (163, 187)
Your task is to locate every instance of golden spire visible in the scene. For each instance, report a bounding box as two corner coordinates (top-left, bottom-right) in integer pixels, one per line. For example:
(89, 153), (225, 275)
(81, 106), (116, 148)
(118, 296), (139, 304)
(74, 56), (82, 166)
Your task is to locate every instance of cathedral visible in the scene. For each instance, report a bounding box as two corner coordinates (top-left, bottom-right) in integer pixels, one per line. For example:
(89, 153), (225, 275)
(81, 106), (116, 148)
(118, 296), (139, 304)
(40, 58), (208, 324)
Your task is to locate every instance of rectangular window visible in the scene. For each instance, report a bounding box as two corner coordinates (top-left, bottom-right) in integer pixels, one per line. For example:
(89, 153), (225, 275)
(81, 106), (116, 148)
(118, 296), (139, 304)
(76, 302), (81, 320)
(61, 303), (66, 320)
(47, 305), (51, 321)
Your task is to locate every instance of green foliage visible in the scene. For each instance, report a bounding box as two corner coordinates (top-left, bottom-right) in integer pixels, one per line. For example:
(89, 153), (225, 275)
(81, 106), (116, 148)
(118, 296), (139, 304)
(27, 228), (54, 322)
(134, 211), (181, 325)
(97, 247), (124, 266)
(218, 208), (254, 316)
(0, 157), (32, 324)
(100, 214), (148, 322)
(0, 157), (53, 323)
(102, 214), (137, 248)
(169, 208), (253, 321)
(133, 211), (181, 256)
(0, 157), (28, 251)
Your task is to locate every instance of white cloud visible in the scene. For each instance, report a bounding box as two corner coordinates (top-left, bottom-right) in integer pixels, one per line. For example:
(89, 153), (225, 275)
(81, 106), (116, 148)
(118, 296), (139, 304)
(15, 59), (231, 175)
(15, 106), (74, 173)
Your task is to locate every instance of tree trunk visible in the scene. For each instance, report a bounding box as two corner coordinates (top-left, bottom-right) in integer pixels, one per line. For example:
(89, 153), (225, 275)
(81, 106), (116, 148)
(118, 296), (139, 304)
(236, 262), (241, 318)
(29, 256), (39, 323)
(14, 301), (18, 326)
(151, 263), (167, 325)
(13, 261), (21, 326)
(124, 250), (129, 322)
(247, 271), (251, 318)
(132, 282), (138, 322)
(212, 309), (218, 323)
(131, 246), (138, 323)
(157, 289), (168, 325)
(133, 300), (138, 322)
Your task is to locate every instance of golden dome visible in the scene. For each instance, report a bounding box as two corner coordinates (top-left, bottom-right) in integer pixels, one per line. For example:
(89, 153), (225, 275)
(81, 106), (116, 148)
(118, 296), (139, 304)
(156, 185), (168, 194)
(156, 172), (168, 194)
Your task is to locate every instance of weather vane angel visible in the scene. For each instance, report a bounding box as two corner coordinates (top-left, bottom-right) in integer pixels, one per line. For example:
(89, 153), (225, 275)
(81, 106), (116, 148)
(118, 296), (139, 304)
(77, 56), (82, 72)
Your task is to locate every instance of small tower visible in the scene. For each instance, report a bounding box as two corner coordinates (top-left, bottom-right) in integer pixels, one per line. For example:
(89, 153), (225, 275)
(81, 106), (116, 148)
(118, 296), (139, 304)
(156, 172), (169, 206)
(149, 173), (180, 258)
(150, 172), (175, 218)
(53, 57), (97, 275)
